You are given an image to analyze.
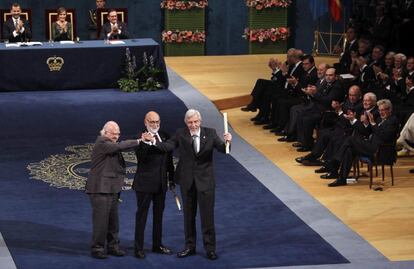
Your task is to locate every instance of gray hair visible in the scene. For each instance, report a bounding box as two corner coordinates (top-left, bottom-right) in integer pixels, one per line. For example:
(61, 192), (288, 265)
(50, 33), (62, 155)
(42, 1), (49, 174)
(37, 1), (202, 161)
(100, 121), (118, 136)
(184, 109), (202, 123)
(364, 92), (377, 103)
(377, 99), (392, 111)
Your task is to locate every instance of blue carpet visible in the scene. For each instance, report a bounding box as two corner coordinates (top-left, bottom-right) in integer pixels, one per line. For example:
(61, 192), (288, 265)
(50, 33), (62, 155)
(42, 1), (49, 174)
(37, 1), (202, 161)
(0, 89), (348, 268)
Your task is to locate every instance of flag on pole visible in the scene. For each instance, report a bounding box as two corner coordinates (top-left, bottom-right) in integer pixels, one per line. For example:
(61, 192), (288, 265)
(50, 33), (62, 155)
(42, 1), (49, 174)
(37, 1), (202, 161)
(329, 0), (342, 22)
(309, 0), (329, 21)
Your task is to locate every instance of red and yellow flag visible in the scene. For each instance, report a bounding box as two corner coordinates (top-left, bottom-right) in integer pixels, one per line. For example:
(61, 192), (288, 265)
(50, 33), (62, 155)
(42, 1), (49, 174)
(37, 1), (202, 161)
(329, 0), (342, 22)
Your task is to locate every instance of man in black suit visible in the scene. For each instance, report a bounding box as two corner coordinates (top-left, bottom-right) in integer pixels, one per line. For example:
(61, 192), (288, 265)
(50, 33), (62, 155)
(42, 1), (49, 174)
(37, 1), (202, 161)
(86, 121), (140, 259)
(99, 9), (129, 40)
(148, 109), (232, 260)
(88, 0), (106, 39)
(133, 111), (174, 259)
(2, 3), (32, 42)
(327, 99), (399, 187)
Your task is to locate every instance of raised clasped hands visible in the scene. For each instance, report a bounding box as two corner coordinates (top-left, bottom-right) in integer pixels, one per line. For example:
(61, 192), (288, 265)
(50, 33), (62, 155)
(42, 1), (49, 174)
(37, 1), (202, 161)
(141, 132), (154, 143)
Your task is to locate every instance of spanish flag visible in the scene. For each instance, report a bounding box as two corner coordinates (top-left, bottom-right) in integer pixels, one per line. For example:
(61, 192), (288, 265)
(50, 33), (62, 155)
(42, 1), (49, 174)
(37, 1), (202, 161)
(329, 0), (342, 22)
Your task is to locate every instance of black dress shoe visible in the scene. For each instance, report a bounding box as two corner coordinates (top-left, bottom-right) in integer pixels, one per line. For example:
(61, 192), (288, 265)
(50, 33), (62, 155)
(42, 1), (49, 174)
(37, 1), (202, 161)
(295, 156), (306, 163)
(292, 142), (302, 148)
(315, 166), (329, 173)
(254, 119), (269, 125)
(328, 180), (347, 187)
(410, 168), (414, 173)
(177, 248), (196, 258)
(108, 248), (126, 257)
(277, 136), (288, 142)
(250, 116), (261, 121)
(301, 159), (323, 166)
(241, 106), (256, 112)
(274, 130), (286, 136)
(297, 147), (311, 152)
(263, 124), (275, 130)
(135, 250), (145, 259)
(152, 245), (173, 255)
(91, 252), (107, 259)
(206, 251), (218, 260)
(320, 172), (338, 179)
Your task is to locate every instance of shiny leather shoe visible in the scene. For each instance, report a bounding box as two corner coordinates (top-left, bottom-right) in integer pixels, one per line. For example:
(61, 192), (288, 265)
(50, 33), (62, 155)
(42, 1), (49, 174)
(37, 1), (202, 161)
(177, 248), (196, 258)
(301, 159), (323, 166)
(263, 124), (275, 130)
(250, 116), (261, 121)
(108, 248), (126, 257)
(241, 106), (256, 112)
(206, 251), (218, 260)
(91, 252), (107, 259)
(274, 130), (286, 136)
(152, 245), (173, 255)
(292, 142), (302, 148)
(135, 250), (145, 259)
(315, 166), (328, 173)
(328, 180), (347, 187)
(295, 156), (306, 163)
(297, 146), (311, 152)
(320, 172), (338, 179)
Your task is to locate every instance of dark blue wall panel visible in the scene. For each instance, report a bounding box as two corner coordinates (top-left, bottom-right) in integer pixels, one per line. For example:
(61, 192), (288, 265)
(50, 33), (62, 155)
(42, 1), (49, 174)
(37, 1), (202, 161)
(0, 0), (350, 55)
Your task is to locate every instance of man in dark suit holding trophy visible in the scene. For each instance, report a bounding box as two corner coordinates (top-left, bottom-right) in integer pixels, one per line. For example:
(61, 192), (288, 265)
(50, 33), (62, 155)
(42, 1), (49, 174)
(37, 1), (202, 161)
(133, 111), (174, 259)
(144, 109), (232, 260)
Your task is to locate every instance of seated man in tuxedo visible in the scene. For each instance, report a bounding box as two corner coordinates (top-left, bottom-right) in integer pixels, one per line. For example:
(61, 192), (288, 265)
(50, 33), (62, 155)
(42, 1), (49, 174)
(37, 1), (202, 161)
(133, 111), (174, 259)
(2, 3), (32, 42)
(99, 9), (129, 40)
(88, 0), (106, 39)
(326, 99), (399, 187)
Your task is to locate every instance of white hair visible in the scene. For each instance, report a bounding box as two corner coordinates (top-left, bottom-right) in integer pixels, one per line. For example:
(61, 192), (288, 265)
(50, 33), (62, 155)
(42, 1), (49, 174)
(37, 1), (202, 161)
(184, 109), (202, 123)
(100, 121), (117, 136)
(364, 92), (377, 103)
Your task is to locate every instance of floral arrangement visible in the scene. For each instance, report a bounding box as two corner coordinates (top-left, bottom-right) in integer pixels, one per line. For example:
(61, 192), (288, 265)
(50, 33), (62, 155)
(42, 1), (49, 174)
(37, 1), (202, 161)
(160, 0), (208, 10)
(162, 30), (206, 43)
(243, 27), (289, 43)
(246, 0), (291, 9)
(118, 49), (164, 92)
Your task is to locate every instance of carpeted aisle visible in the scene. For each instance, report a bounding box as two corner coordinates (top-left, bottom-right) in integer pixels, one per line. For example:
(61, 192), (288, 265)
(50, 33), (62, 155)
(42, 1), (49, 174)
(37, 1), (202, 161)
(0, 89), (347, 269)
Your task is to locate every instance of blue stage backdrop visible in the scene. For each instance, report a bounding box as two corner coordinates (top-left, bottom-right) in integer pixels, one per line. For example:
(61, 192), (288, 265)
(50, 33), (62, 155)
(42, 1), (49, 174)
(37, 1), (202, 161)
(0, 0), (351, 55)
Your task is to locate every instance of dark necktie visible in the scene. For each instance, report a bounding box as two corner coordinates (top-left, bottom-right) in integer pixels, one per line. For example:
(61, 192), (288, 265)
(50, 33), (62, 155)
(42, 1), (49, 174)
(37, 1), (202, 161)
(192, 135), (198, 153)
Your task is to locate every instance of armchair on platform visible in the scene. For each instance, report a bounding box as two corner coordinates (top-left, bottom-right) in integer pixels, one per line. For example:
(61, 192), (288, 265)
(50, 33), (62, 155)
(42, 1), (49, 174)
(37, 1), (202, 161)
(45, 8), (77, 41)
(96, 8), (128, 39)
(354, 143), (397, 189)
(1, 8), (31, 41)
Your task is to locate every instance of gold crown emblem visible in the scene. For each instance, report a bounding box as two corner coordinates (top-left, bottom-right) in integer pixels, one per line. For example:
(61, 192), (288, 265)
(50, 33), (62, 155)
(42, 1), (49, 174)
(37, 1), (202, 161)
(46, 56), (64, 72)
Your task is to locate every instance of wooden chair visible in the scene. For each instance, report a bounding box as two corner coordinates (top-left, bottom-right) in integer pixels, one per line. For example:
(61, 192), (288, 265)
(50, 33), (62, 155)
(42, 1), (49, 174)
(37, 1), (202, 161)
(96, 8), (128, 39)
(45, 9), (77, 41)
(0, 8), (32, 40)
(354, 143), (397, 189)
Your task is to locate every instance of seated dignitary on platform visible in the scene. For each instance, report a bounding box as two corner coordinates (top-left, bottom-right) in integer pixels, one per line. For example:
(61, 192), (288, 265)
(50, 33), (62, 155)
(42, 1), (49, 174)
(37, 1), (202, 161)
(326, 99), (399, 187)
(88, 0), (106, 39)
(86, 121), (141, 259)
(133, 111), (174, 259)
(144, 109), (232, 260)
(51, 7), (72, 41)
(2, 3), (32, 42)
(99, 9), (129, 40)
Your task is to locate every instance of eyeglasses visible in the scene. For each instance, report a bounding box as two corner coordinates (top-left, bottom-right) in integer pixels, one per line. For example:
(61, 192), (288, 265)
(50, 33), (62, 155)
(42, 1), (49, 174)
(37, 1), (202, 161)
(107, 131), (120, 136)
(147, 120), (160, 124)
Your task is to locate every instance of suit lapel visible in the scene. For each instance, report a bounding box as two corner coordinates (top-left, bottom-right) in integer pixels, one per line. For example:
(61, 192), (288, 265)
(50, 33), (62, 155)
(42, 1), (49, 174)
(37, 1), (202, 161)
(199, 128), (207, 154)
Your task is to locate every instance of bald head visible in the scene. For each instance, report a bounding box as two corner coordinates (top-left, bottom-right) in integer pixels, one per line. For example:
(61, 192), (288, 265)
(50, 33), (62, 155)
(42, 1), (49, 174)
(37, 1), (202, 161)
(145, 111), (161, 133)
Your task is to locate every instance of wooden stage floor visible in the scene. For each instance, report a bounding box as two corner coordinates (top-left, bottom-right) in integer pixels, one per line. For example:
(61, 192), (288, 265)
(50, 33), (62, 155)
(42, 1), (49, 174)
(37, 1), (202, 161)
(166, 55), (414, 261)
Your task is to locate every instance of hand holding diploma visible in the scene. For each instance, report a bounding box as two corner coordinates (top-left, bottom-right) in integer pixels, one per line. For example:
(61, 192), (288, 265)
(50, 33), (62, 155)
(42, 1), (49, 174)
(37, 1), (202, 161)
(223, 112), (232, 154)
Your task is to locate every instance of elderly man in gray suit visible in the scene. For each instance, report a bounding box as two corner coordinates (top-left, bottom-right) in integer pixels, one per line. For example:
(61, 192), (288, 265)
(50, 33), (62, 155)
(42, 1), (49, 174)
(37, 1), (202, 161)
(144, 109), (232, 260)
(86, 121), (140, 259)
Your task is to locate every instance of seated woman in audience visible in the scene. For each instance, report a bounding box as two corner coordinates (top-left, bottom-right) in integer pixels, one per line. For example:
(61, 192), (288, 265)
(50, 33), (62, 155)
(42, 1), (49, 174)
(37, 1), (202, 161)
(52, 7), (72, 41)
